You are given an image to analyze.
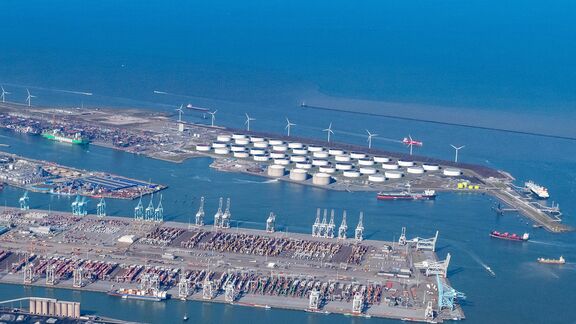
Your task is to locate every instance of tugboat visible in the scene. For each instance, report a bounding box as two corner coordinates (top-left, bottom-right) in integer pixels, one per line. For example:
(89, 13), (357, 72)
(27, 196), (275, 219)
(489, 230), (529, 242)
(537, 256), (566, 264)
(377, 185), (436, 200)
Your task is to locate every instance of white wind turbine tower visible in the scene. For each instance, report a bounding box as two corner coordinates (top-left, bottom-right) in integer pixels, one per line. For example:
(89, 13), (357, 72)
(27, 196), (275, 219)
(323, 122), (334, 142)
(1, 86), (10, 103)
(207, 110), (217, 127)
(450, 144), (465, 163)
(285, 118), (295, 136)
(245, 113), (255, 131)
(366, 129), (378, 149)
(176, 104), (184, 122)
(26, 88), (36, 107)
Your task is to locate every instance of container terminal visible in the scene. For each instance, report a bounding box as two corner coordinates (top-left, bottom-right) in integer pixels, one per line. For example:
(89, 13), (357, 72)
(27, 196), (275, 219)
(0, 103), (570, 232)
(0, 151), (165, 200)
(0, 206), (465, 322)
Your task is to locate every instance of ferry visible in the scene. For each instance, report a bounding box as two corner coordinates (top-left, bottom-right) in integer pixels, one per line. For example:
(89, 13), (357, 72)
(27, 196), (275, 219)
(537, 256), (565, 265)
(377, 189), (436, 200)
(525, 181), (549, 199)
(489, 230), (529, 242)
(107, 288), (168, 301)
(42, 130), (89, 145)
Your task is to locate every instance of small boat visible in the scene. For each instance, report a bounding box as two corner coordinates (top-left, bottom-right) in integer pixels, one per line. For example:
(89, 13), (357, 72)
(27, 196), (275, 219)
(484, 265), (496, 277)
(489, 230), (529, 242)
(537, 256), (565, 264)
(183, 313), (188, 321)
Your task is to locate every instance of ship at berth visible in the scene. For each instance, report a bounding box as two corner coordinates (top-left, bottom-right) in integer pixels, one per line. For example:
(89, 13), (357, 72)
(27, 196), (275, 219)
(525, 181), (549, 199)
(377, 188), (436, 200)
(42, 129), (89, 145)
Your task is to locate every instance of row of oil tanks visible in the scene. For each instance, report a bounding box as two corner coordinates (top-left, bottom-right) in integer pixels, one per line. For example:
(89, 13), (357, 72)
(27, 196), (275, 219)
(29, 298), (80, 318)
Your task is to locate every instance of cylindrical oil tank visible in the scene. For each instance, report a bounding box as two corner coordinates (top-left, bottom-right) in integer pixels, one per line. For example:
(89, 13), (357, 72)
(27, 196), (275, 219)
(233, 152), (249, 158)
(290, 155), (307, 162)
(250, 136), (265, 143)
(288, 142), (304, 149)
(230, 145), (246, 152)
(343, 171), (361, 178)
(217, 134), (231, 142)
(358, 159), (374, 166)
(443, 168), (462, 176)
(212, 142), (227, 148)
(274, 158), (290, 165)
(253, 141), (268, 148)
(373, 156), (390, 163)
(195, 144), (211, 152)
(214, 148), (230, 155)
(328, 149), (344, 156)
(368, 174), (385, 183)
(292, 148), (308, 155)
(312, 159), (329, 166)
(253, 155), (269, 162)
(381, 163), (399, 170)
(385, 170), (404, 179)
(335, 155), (351, 162)
(267, 165), (285, 177)
(249, 148), (266, 155)
(313, 151), (329, 158)
(269, 152), (286, 159)
(272, 145), (288, 152)
(234, 138), (250, 145)
(295, 162), (312, 169)
(359, 167), (377, 175)
(268, 139), (284, 145)
(232, 133), (247, 139)
(350, 152), (366, 159)
(407, 166), (425, 174)
(423, 163), (440, 171)
(289, 168), (308, 181)
(398, 160), (415, 167)
(319, 166), (336, 174)
(313, 173), (331, 185)
(335, 163), (353, 170)
(308, 145), (324, 152)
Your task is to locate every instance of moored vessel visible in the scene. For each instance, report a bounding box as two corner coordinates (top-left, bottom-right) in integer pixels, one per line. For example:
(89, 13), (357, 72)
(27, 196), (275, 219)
(107, 288), (168, 301)
(377, 189), (436, 200)
(42, 129), (89, 145)
(525, 181), (549, 199)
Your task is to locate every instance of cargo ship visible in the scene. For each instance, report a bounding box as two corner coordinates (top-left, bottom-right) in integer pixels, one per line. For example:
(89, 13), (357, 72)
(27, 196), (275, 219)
(377, 189), (436, 200)
(525, 181), (549, 199)
(107, 288), (168, 301)
(537, 256), (565, 264)
(42, 130), (89, 145)
(186, 103), (209, 112)
(489, 231), (529, 242)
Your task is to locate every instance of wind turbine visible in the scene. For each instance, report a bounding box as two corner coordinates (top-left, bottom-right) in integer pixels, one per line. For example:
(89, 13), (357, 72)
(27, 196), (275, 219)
(175, 104), (184, 122)
(407, 135), (415, 155)
(245, 113), (255, 131)
(366, 129), (378, 149)
(1, 86), (10, 103)
(207, 110), (217, 127)
(450, 144), (465, 163)
(323, 122), (334, 142)
(285, 118), (296, 136)
(26, 88), (36, 107)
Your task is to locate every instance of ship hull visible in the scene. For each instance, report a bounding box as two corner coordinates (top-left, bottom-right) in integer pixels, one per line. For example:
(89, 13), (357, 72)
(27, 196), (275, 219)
(377, 194), (436, 200)
(107, 291), (167, 302)
(489, 234), (527, 242)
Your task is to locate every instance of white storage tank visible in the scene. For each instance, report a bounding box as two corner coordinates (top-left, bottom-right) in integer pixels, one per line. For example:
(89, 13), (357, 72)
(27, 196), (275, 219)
(312, 159), (329, 166)
(313, 173), (331, 185)
(217, 134), (232, 142)
(443, 168), (462, 176)
(343, 171), (361, 178)
(295, 162), (312, 169)
(250, 136), (265, 143)
(230, 145), (246, 152)
(335, 163), (353, 170)
(214, 148), (230, 155)
(328, 149), (344, 156)
(195, 144), (211, 152)
(253, 141), (269, 148)
(272, 145), (288, 152)
(250, 148), (266, 155)
(423, 163), (440, 171)
(398, 160), (415, 167)
(407, 166), (425, 174)
(381, 163), (399, 170)
(289, 168), (308, 181)
(359, 167), (377, 175)
(313, 151), (329, 158)
(253, 155), (269, 162)
(335, 155), (351, 162)
(267, 165), (285, 177)
(232, 133), (247, 139)
(288, 142), (304, 149)
(274, 158), (290, 165)
(385, 170), (404, 179)
(290, 155), (307, 163)
(368, 174), (386, 183)
(234, 138), (250, 145)
(373, 156), (390, 163)
(292, 148), (308, 155)
(319, 166), (336, 174)
(234, 152), (249, 158)
(350, 152), (366, 159)
(269, 152), (286, 159)
(212, 142), (228, 148)
(358, 159), (374, 166)
(268, 139), (284, 146)
(308, 145), (324, 152)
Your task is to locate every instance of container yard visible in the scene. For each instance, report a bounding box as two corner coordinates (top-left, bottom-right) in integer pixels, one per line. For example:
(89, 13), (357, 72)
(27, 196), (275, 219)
(0, 206), (464, 322)
(0, 151), (165, 199)
(0, 103), (569, 232)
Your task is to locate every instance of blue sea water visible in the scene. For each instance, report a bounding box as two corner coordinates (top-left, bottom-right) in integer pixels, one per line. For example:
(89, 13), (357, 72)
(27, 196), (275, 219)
(1, 1), (576, 323)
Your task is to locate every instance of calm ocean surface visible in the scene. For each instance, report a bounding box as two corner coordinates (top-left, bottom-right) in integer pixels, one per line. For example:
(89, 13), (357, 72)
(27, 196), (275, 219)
(0, 1), (575, 323)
